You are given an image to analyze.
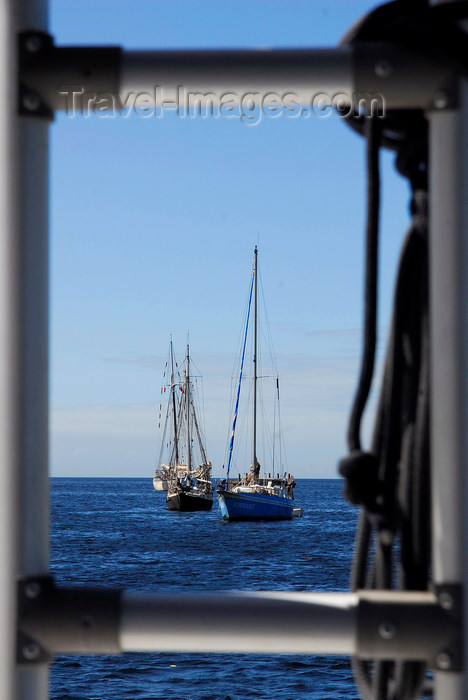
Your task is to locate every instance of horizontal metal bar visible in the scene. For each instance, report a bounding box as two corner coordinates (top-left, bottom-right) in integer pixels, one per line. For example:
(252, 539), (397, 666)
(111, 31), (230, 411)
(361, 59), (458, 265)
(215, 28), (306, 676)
(119, 43), (454, 111)
(119, 48), (353, 107)
(120, 591), (358, 655)
(19, 35), (457, 116)
(18, 580), (461, 668)
(119, 590), (459, 667)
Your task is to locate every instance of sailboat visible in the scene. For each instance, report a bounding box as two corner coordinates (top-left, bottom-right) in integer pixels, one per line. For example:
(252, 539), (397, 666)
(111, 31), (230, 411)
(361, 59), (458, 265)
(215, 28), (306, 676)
(165, 343), (214, 512)
(217, 247), (296, 520)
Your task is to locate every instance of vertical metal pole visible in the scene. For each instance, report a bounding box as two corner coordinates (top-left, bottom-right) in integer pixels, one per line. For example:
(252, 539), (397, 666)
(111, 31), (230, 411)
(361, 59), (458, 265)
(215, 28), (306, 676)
(0, 3), (21, 697)
(429, 81), (468, 699)
(15, 1), (50, 699)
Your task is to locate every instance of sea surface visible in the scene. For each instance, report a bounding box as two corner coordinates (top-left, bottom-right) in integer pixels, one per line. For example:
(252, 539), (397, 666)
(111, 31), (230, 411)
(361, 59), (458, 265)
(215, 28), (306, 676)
(50, 478), (361, 699)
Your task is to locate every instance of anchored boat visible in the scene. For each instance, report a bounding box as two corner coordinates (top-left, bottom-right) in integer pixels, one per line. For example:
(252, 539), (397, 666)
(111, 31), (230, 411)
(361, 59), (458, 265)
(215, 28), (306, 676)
(165, 343), (213, 512)
(217, 247), (296, 520)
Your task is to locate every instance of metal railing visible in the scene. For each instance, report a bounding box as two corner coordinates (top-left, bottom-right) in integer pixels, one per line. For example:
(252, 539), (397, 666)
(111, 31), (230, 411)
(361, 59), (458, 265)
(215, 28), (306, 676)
(3, 0), (468, 698)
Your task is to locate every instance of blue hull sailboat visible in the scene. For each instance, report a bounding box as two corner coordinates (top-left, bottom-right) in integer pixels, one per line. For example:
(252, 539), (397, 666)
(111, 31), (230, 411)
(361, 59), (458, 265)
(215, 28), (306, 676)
(218, 487), (294, 520)
(217, 247), (296, 521)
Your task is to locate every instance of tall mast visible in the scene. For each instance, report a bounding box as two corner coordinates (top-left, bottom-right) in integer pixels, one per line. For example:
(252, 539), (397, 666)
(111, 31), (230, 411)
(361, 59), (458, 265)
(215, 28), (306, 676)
(185, 343), (191, 472)
(252, 246), (258, 481)
(170, 339), (179, 466)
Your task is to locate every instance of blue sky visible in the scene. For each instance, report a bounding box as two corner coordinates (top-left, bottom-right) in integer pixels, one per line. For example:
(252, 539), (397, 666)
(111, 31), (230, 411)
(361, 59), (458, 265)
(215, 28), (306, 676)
(49, 1), (411, 478)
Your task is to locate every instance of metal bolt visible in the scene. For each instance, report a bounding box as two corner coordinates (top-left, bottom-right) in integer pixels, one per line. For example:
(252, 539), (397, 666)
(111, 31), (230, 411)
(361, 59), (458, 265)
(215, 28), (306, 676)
(433, 92), (449, 109)
(24, 581), (41, 599)
(436, 651), (453, 671)
(22, 93), (41, 112)
(24, 35), (42, 53)
(375, 60), (392, 78)
(378, 621), (397, 640)
(22, 642), (40, 661)
(438, 591), (454, 611)
(379, 529), (393, 546)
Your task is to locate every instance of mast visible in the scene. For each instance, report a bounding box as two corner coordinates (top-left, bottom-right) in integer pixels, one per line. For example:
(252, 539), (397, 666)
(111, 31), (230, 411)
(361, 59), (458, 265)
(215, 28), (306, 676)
(170, 340), (179, 466)
(185, 343), (191, 472)
(252, 246), (258, 481)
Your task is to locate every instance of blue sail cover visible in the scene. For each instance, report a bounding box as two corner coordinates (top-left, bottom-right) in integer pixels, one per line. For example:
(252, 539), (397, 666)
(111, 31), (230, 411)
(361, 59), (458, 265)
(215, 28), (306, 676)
(226, 273), (254, 482)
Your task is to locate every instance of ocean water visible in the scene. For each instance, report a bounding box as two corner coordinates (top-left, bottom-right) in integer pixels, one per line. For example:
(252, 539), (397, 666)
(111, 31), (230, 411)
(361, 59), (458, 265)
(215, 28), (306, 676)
(50, 478), (360, 699)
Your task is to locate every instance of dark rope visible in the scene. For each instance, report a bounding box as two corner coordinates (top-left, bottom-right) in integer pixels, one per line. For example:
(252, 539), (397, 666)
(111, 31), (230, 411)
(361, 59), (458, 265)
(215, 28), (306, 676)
(339, 119), (381, 515)
(347, 118), (380, 455)
(339, 115), (431, 699)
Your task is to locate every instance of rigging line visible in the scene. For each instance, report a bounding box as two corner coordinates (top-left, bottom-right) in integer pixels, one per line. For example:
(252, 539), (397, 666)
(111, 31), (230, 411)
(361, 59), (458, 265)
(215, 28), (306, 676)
(192, 377), (206, 445)
(191, 394), (208, 466)
(157, 401), (171, 468)
(174, 391), (186, 464)
(258, 269), (279, 376)
(157, 343), (175, 468)
(276, 376), (287, 474)
(272, 382), (277, 473)
(258, 390), (274, 470)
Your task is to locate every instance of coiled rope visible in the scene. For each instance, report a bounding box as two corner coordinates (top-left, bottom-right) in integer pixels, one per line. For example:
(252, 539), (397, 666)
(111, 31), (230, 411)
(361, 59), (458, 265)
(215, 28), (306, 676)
(339, 115), (430, 699)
